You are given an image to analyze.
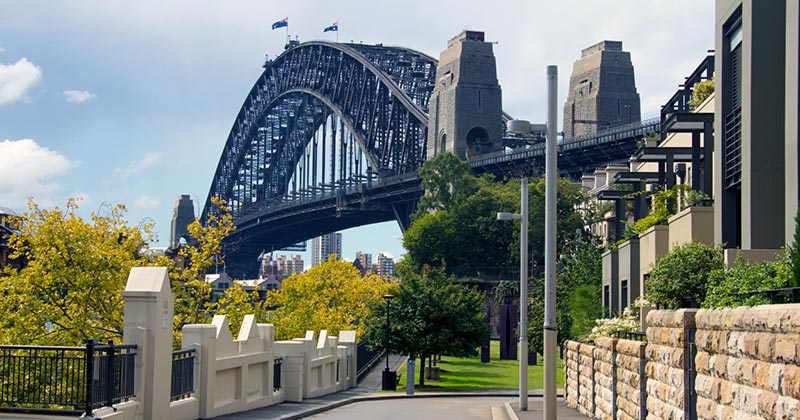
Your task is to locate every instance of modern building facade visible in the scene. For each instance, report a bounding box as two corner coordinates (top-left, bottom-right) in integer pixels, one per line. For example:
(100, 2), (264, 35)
(375, 253), (397, 279)
(563, 41), (641, 140)
(276, 254), (304, 276)
(311, 232), (342, 267)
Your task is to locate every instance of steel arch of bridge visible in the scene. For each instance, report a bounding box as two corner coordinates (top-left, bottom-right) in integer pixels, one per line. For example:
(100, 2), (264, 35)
(204, 41), (437, 224)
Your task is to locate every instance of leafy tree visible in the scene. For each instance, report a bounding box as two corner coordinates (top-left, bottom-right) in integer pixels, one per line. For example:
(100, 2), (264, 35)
(363, 263), (489, 387)
(415, 153), (476, 215)
(493, 280), (519, 306)
(646, 242), (724, 308)
(171, 196), (236, 343)
(0, 199), (160, 345)
(703, 254), (791, 308)
(266, 257), (392, 340)
(210, 282), (267, 334)
(787, 208), (800, 287)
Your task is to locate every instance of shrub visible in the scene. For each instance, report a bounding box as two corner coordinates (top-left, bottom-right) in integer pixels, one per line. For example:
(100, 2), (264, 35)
(787, 208), (800, 287)
(587, 307), (639, 340)
(703, 254), (791, 308)
(688, 77), (715, 110)
(646, 242), (724, 308)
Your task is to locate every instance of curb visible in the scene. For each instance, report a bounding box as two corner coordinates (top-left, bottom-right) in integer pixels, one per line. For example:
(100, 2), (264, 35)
(275, 391), (555, 420)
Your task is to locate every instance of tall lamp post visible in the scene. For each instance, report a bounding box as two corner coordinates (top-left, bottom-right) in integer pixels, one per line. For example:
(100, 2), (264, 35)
(497, 176), (529, 411)
(543, 65), (559, 420)
(381, 294), (396, 391)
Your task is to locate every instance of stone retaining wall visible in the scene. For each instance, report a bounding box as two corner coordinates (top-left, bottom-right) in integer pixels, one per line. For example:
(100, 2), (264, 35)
(616, 339), (647, 420)
(644, 308), (696, 420)
(595, 337), (617, 420)
(564, 340), (597, 417)
(694, 304), (800, 419)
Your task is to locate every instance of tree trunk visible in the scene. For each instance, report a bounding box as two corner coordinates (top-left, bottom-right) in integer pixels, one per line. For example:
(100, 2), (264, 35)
(418, 355), (426, 387)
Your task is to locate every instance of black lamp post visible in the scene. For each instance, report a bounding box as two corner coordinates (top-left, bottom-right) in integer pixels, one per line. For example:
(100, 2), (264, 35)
(381, 294), (396, 391)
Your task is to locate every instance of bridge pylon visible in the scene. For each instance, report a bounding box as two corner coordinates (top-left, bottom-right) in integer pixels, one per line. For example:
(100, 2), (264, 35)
(427, 30), (504, 161)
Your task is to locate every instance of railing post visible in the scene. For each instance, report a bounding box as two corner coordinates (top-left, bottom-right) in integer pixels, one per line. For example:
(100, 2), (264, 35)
(85, 339), (96, 418)
(105, 340), (115, 409)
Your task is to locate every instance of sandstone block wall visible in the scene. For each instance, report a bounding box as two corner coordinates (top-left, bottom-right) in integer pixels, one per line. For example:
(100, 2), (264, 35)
(644, 309), (696, 420)
(694, 304), (800, 420)
(564, 340), (597, 417)
(595, 337), (617, 420)
(616, 339), (647, 420)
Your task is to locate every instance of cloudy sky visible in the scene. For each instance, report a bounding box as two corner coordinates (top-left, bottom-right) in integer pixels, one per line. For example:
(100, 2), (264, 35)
(0, 0), (714, 265)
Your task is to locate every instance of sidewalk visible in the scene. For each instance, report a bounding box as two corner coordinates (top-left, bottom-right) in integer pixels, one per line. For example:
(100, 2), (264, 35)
(502, 397), (587, 420)
(206, 356), (590, 420)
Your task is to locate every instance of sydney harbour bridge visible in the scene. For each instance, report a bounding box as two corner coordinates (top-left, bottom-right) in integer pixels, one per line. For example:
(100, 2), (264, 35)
(202, 35), (659, 277)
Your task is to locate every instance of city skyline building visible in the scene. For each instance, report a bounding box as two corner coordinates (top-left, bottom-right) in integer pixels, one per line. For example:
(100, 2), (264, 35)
(311, 232), (342, 267)
(375, 253), (397, 279)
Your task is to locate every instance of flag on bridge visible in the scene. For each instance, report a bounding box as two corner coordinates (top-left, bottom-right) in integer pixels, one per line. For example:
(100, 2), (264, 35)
(272, 17), (288, 30)
(324, 22), (338, 32)
(257, 250), (266, 262)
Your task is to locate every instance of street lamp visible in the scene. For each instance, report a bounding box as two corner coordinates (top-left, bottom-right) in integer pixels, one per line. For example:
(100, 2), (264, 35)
(497, 176), (529, 411)
(381, 294), (396, 391)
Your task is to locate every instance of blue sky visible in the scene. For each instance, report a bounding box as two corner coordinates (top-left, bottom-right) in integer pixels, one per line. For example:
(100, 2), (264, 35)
(0, 0), (714, 265)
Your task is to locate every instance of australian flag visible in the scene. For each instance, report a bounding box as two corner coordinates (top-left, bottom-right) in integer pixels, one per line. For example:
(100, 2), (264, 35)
(324, 22), (338, 32)
(272, 17), (288, 30)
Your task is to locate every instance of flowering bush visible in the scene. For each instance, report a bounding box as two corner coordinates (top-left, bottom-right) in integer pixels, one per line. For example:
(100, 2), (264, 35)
(587, 306), (639, 340)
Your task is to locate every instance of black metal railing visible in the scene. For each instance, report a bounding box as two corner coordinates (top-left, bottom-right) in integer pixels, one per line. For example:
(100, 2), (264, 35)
(87, 341), (137, 416)
(170, 349), (195, 401)
(273, 357), (283, 392)
(0, 345), (86, 414)
(744, 287), (800, 304)
(356, 340), (383, 380)
(724, 107), (742, 188)
(0, 340), (136, 416)
(616, 331), (648, 342)
(661, 55), (715, 139)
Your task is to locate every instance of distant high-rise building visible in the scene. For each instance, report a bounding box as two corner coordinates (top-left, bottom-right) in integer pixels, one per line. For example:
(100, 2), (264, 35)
(311, 233), (342, 267)
(563, 41), (641, 140)
(355, 252), (372, 276)
(276, 254), (304, 276)
(375, 253), (397, 278)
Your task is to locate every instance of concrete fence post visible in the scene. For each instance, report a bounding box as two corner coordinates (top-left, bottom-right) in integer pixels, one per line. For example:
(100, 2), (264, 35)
(182, 324), (216, 419)
(338, 331), (357, 389)
(121, 267), (174, 420)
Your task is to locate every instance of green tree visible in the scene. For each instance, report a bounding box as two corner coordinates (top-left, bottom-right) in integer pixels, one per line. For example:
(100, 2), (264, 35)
(210, 282), (266, 334)
(267, 257), (393, 340)
(703, 254), (791, 308)
(0, 199), (160, 345)
(363, 263), (489, 387)
(786, 208), (800, 287)
(415, 153), (476, 215)
(646, 242), (724, 308)
(171, 196), (237, 344)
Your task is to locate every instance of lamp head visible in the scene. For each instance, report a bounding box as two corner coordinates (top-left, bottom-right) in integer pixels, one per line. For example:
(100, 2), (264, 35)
(497, 212), (519, 221)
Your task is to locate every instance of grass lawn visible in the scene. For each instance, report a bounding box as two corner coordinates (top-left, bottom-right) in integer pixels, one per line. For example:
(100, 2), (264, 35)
(395, 340), (564, 392)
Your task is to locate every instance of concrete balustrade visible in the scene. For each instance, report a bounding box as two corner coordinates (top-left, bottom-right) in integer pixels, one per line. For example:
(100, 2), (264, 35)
(92, 267), (357, 420)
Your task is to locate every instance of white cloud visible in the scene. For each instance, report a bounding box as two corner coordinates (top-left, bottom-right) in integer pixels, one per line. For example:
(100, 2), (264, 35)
(0, 58), (42, 105)
(0, 47), (5, 54)
(63, 89), (97, 104)
(0, 139), (77, 208)
(113, 152), (163, 177)
(133, 195), (161, 209)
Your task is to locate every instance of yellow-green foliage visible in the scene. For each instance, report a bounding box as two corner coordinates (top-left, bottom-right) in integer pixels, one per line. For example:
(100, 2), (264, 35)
(0, 199), (160, 345)
(267, 257), (393, 340)
(688, 78), (715, 110)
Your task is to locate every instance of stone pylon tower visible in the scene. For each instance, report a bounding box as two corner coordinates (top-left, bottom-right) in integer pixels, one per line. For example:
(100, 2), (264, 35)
(169, 195), (196, 249)
(563, 41), (641, 140)
(427, 30), (503, 160)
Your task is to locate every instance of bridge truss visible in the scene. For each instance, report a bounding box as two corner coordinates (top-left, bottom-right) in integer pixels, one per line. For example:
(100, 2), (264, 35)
(203, 42), (437, 275)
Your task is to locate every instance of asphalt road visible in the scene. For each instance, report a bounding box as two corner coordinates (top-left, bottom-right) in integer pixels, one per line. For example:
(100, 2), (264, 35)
(306, 396), (513, 420)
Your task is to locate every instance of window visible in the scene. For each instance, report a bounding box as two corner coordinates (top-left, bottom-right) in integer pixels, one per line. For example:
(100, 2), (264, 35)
(621, 280), (628, 310)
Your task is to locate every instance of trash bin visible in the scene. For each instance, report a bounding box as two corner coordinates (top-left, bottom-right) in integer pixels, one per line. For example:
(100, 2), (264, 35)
(382, 369), (397, 391)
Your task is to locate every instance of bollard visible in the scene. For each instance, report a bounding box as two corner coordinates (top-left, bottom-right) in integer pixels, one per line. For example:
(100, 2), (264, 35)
(406, 359), (415, 395)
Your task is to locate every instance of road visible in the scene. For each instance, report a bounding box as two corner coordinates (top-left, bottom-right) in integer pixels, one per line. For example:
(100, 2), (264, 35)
(306, 396), (513, 420)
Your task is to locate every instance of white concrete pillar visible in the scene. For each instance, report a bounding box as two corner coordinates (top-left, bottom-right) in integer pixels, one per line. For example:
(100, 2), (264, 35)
(338, 331), (357, 389)
(182, 324), (216, 419)
(121, 267), (174, 420)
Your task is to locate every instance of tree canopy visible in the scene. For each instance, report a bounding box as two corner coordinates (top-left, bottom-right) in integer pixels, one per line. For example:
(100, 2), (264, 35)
(266, 257), (393, 341)
(404, 153), (588, 277)
(362, 263), (489, 387)
(0, 199), (161, 345)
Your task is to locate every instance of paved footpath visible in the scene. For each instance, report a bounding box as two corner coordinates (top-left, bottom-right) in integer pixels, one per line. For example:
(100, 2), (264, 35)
(216, 353), (588, 420)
